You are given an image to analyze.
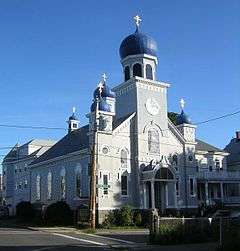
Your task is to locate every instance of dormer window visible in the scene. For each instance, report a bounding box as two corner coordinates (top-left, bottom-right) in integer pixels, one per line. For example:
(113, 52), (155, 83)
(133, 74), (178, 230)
(72, 123), (78, 129)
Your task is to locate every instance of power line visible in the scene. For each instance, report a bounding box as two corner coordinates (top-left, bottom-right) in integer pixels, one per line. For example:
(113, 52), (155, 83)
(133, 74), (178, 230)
(0, 108), (239, 132)
(196, 110), (240, 125)
(0, 124), (66, 130)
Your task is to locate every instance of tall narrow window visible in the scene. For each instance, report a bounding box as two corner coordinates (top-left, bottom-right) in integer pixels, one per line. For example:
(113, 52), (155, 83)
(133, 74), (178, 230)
(148, 128), (160, 153)
(60, 168), (66, 199)
(36, 175), (41, 200)
(146, 64), (153, 80)
(121, 175), (128, 196)
(47, 172), (52, 200)
(76, 171), (81, 198)
(189, 178), (195, 196)
(215, 159), (220, 171)
(133, 63), (142, 77)
(121, 149), (128, 169)
(176, 177), (180, 196)
(103, 174), (108, 195)
(124, 66), (130, 81)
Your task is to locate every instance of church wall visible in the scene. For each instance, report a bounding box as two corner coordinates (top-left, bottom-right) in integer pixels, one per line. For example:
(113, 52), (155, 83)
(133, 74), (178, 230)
(114, 81), (137, 119)
(96, 117), (139, 222)
(30, 153), (90, 209)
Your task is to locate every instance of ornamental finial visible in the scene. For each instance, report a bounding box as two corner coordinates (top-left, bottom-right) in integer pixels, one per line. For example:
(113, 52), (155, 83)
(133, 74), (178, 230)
(97, 81), (104, 95)
(180, 98), (185, 110)
(72, 106), (76, 114)
(134, 15), (142, 28)
(102, 73), (107, 83)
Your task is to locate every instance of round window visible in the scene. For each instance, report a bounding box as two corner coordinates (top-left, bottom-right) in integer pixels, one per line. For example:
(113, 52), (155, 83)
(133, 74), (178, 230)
(188, 155), (193, 161)
(102, 147), (109, 154)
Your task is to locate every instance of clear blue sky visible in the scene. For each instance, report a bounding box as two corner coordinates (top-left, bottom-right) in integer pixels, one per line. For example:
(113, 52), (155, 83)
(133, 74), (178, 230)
(0, 0), (239, 169)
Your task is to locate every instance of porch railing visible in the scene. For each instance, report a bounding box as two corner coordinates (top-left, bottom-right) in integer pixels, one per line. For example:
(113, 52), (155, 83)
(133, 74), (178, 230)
(196, 170), (240, 181)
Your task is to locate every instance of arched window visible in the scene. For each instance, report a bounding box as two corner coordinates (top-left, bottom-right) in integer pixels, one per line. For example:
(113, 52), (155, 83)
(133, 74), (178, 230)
(133, 63), (142, 77)
(121, 149), (128, 169)
(47, 171), (52, 200)
(36, 175), (41, 200)
(60, 168), (66, 199)
(124, 66), (130, 81)
(75, 166), (81, 198)
(146, 64), (153, 80)
(172, 154), (178, 165)
(148, 128), (160, 153)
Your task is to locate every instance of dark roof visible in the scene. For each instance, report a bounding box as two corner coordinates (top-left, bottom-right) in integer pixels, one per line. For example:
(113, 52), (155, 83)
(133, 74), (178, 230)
(30, 114), (134, 166)
(196, 139), (224, 153)
(224, 138), (240, 165)
(31, 125), (89, 165)
(2, 144), (19, 163)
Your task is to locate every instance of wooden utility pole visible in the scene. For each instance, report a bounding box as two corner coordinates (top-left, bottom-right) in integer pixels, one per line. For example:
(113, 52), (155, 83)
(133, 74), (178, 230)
(90, 98), (99, 229)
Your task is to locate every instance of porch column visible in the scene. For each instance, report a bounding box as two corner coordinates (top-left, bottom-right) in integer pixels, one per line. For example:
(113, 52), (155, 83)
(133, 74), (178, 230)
(205, 182), (209, 205)
(220, 183), (224, 203)
(143, 182), (147, 209)
(174, 181), (177, 208)
(151, 181), (155, 209)
(165, 183), (168, 208)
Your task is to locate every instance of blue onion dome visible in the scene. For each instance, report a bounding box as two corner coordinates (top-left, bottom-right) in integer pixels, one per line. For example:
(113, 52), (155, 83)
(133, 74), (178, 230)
(176, 110), (192, 125)
(119, 27), (158, 60)
(93, 84), (116, 99)
(69, 114), (78, 120)
(90, 98), (111, 113)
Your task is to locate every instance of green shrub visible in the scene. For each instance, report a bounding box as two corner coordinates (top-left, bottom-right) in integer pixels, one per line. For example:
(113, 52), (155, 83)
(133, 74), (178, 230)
(150, 219), (217, 245)
(16, 201), (35, 221)
(44, 201), (73, 226)
(102, 205), (134, 227)
(119, 205), (133, 226)
(133, 212), (142, 226)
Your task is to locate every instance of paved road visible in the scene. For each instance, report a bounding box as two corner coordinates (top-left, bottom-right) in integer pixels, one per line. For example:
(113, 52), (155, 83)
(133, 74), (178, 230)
(0, 227), (216, 251)
(0, 227), (111, 251)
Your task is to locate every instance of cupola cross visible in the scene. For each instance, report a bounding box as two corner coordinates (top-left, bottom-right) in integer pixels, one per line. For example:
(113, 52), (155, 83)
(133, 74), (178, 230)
(180, 98), (185, 110)
(102, 73), (107, 83)
(134, 15), (142, 27)
(98, 81), (104, 95)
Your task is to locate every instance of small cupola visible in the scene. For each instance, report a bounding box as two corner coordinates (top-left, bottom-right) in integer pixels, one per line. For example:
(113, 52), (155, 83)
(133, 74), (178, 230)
(90, 73), (116, 114)
(176, 99), (196, 142)
(176, 99), (192, 125)
(67, 107), (79, 133)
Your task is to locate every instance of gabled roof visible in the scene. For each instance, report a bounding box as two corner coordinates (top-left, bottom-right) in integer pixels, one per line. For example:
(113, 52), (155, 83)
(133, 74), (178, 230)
(2, 144), (19, 163)
(2, 140), (56, 164)
(30, 125), (89, 166)
(23, 139), (56, 147)
(30, 114), (134, 166)
(224, 138), (240, 165)
(196, 139), (224, 153)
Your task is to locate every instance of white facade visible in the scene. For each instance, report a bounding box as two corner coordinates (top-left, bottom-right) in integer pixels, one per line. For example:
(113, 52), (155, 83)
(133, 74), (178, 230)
(2, 19), (240, 222)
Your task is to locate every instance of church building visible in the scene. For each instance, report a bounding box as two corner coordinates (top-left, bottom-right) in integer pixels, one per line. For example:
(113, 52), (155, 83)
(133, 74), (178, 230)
(3, 16), (240, 222)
